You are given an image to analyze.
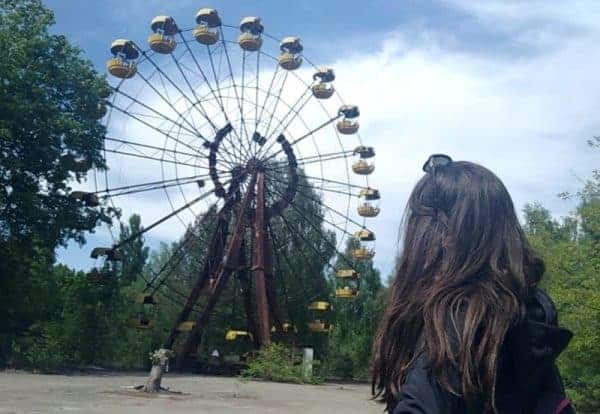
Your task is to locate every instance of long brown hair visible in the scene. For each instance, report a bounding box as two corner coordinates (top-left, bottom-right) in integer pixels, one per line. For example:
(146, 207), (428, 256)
(371, 160), (544, 412)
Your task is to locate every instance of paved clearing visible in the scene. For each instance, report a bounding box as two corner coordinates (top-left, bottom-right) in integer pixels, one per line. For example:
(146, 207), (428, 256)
(0, 371), (380, 413)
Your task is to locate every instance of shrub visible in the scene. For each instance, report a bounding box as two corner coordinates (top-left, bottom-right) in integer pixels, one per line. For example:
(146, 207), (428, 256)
(241, 343), (319, 384)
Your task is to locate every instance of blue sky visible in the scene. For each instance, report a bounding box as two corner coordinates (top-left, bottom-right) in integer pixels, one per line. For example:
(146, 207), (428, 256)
(50, 0), (600, 279)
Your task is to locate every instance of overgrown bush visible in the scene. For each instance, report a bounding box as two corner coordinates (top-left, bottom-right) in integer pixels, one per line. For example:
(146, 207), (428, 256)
(241, 343), (319, 384)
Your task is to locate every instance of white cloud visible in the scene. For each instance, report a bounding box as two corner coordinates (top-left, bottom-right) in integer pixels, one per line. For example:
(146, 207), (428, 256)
(61, 3), (600, 279)
(324, 2), (600, 275)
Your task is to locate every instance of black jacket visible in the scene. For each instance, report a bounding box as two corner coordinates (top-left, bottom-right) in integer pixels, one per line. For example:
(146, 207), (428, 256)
(392, 289), (574, 414)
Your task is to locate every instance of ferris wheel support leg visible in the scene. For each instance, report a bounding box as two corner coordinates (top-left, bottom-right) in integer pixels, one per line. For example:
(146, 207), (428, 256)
(164, 211), (230, 350)
(252, 172), (272, 348)
(237, 239), (260, 349)
(265, 232), (284, 332)
(175, 173), (258, 370)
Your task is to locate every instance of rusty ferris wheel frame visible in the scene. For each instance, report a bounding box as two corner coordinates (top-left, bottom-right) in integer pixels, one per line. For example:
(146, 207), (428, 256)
(82, 9), (380, 369)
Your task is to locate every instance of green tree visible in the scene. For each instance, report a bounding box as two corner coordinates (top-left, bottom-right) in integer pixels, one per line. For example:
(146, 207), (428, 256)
(0, 0), (111, 365)
(524, 140), (600, 413)
(326, 237), (383, 379)
(119, 214), (150, 286)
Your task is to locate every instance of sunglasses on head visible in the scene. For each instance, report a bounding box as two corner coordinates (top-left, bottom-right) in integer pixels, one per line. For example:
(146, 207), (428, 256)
(422, 154), (452, 173)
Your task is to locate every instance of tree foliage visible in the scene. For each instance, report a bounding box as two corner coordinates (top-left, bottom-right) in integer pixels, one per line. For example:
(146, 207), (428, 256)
(324, 237), (385, 379)
(0, 0), (111, 365)
(524, 140), (600, 413)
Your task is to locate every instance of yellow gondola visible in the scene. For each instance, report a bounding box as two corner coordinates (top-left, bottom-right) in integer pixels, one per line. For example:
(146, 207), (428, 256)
(352, 159), (375, 175)
(312, 82), (335, 99)
(337, 119), (359, 134)
(238, 17), (263, 51)
(336, 269), (359, 279)
(307, 320), (332, 333)
(106, 39), (138, 79)
(194, 8), (221, 45)
(177, 321), (196, 332)
(339, 104), (360, 118)
(337, 104), (360, 134)
(335, 286), (359, 299)
(307, 301), (331, 311)
(278, 37), (303, 70)
(353, 145), (375, 159)
(148, 16), (178, 54)
(225, 330), (253, 341)
(312, 68), (335, 99)
(357, 203), (380, 217)
(359, 187), (381, 200)
(355, 228), (376, 241)
(352, 247), (375, 260)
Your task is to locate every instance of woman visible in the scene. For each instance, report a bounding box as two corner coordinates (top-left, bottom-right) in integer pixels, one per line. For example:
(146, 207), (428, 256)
(372, 155), (574, 414)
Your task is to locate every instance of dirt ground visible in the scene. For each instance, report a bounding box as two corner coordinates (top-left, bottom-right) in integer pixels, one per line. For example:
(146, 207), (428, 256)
(0, 371), (381, 413)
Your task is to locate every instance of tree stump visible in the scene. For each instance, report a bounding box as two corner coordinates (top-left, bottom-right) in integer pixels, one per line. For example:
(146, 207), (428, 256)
(140, 348), (174, 393)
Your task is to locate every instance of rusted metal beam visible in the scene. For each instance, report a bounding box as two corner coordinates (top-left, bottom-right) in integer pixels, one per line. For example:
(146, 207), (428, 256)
(175, 172), (258, 369)
(237, 239), (260, 348)
(253, 172), (271, 347)
(265, 231), (284, 332)
(165, 209), (229, 349)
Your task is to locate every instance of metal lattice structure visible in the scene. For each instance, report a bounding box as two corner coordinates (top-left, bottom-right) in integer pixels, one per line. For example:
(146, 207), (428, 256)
(80, 9), (380, 366)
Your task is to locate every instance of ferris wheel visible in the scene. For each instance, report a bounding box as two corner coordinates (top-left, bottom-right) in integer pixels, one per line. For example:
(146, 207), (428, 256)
(80, 9), (380, 363)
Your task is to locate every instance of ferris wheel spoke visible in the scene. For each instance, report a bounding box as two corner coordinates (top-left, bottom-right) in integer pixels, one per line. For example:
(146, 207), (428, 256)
(205, 44), (248, 162)
(255, 72), (290, 158)
(133, 71), (207, 141)
(105, 108), (235, 171)
(144, 228), (197, 292)
(219, 26), (253, 156)
(270, 218), (334, 304)
(296, 182), (359, 198)
(169, 53), (219, 131)
(267, 150), (353, 169)
(254, 64), (280, 149)
(177, 33), (237, 134)
(255, 88), (309, 161)
(103, 175), (211, 198)
(247, 50), (263, 156)
(137, 48), (220, 136)
(107, 102), (210, 156)
(113, 176), (234, 250)
(111, 87), (198, 137)
(267, 223), (292, 311)
(104, 145), (234, 173)
(262, 114), (342, 163)
(104, 137), (208, 167)
(268, 220), (325, 309)
(237, 51), (254, 159)
(277, 207), (357, 274)
(269, 88), (312, 141)
(205, 44), (250, 163)
(265, 175), (362, 233)
(205, 43), (228, 114)
(103, 148), (200, 169)
(255, 73), (312, 159)
(280, 188), (354, 239)
(145, 224), (214, 297)
(94, 172), (210, 195)
(297, 173), (367, 190)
